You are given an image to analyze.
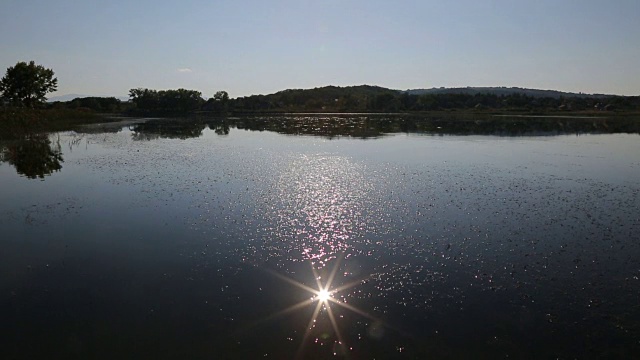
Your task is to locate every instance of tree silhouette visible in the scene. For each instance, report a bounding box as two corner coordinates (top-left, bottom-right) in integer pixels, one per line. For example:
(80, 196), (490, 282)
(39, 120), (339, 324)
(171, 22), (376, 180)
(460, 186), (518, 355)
(0, 61), (58, 107)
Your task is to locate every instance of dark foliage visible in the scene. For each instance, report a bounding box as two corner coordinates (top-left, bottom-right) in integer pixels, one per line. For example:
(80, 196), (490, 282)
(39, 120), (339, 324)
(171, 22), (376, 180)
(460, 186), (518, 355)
(65, 96), (123, 112)
(224, 86), (640, 114)
(0, 61), (57, 107)
(0, 107), (113, 143)
(129, 88), (204, 114)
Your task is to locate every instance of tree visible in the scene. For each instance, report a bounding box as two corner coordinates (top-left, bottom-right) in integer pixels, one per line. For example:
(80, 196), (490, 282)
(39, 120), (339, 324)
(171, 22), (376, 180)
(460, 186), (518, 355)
(0, 61), (58, 107)
(129, 88), (203, 114)
(212, 90), (229, 111)
(129, 88), (159, 111)
(158, 88), (203, 113)
(203, 91), (230, 112)
(213, 90), (229, 103)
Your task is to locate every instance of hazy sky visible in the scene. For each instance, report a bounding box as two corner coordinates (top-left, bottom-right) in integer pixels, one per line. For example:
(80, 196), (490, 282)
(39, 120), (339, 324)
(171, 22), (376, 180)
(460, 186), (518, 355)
(1, 0), (639, 98)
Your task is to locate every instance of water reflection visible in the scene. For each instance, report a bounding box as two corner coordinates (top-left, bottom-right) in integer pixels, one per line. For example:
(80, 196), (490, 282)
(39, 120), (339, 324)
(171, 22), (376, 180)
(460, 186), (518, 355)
(229, 115), (640, 137)
(128, 115), (640, 140)
(266, 156), (373, 268)
(130, 119), (206, 140)
(260, 257), (382, 359)
(0, 134), (63, 179)
(210, 119), (230, 135)
(1, 118), (639, 358)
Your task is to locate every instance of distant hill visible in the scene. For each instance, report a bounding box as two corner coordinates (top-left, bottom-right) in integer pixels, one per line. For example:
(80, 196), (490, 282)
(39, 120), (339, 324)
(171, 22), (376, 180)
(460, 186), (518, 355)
(230, 85), (637, 112)
(267, 85), (399, 101)
(48, 94), (129, 102)
(43, 85), (639, 114)
(232, 85), (399, 112)
(404, 87), (615, 99)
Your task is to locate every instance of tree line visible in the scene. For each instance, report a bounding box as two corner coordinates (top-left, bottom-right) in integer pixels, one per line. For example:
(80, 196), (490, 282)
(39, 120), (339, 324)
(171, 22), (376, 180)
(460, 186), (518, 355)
(229, 86), (640, 113)
(2, 60), (639, 114)
(129, 85), (639, 114)
(61, 87), (640, 115)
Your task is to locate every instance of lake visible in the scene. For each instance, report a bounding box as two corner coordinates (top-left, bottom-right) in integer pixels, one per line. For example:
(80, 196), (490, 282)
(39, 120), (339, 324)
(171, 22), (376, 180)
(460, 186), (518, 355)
(1, 115), (639, 359)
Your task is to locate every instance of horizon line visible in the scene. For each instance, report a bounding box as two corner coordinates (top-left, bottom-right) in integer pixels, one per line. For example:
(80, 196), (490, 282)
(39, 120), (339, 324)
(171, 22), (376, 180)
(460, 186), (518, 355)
(48, 84), (638, 101)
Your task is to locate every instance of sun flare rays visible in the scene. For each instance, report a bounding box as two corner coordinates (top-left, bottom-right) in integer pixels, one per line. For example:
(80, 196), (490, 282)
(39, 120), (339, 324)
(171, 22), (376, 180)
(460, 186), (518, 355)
(256, 255), (385, 359)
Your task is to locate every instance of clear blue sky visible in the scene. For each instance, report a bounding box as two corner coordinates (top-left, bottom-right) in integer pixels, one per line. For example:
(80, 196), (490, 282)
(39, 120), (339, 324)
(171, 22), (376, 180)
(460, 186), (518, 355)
(1, 0), (639, 98)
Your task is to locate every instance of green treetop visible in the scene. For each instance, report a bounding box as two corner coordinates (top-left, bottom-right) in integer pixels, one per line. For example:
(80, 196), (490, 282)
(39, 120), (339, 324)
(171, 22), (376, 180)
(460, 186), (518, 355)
(0, 61), (58, 107)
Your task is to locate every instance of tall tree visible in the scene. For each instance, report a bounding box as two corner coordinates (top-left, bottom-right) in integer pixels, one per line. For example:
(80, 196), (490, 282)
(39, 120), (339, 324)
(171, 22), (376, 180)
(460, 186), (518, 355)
(211, 90), (229, 111)
(129, 88), (159, 111)
(213, 91), (229, 103)
(0, 61), (58, 107)
(129, 88), (203, 113)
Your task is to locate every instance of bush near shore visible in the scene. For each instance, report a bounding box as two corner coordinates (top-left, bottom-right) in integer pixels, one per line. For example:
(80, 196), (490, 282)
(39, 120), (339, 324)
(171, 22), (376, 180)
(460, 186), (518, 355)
(0, 108), (103, 140)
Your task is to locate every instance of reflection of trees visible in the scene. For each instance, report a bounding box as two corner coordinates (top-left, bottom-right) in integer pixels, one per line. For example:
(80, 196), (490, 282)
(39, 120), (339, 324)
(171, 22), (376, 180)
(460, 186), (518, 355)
(130, 120), (206, 140)
(75, 123), (123, 135)
(1, 134), (63, 179)
(234, 116), (386, 139)
(92, 115), (638, 142)
(218, 115), (640, 138)
(412, 116), (640, 136)
(205, 119), (230, 135)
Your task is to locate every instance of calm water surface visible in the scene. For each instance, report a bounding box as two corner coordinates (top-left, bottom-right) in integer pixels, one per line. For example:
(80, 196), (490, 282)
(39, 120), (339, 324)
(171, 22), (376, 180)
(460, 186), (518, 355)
(1, 116), (639, 359)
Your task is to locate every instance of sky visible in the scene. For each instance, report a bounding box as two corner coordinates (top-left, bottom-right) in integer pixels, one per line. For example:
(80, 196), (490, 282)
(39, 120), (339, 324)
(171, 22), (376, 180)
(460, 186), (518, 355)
(1, 0), (639, 98)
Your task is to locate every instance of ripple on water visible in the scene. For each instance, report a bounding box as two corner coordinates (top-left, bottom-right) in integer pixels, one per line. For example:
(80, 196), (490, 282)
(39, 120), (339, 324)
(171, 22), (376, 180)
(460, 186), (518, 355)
(54, 127), (640, 356)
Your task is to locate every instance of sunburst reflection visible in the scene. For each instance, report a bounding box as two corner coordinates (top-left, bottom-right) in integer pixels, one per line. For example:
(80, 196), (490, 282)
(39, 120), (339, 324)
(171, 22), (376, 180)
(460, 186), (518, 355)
(268, 155), (375, 268)
(258, 255), (385, 359)
(317, 289), (331, 302)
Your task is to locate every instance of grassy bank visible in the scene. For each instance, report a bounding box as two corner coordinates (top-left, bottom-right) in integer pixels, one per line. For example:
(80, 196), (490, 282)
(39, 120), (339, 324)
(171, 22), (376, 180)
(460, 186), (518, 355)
(0, 108), (107, 139)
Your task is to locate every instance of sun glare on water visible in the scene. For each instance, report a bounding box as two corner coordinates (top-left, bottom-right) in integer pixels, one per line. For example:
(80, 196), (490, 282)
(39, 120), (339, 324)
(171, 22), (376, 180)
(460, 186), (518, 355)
(317, 289), (331, 302)
(261, 256), (385, 358)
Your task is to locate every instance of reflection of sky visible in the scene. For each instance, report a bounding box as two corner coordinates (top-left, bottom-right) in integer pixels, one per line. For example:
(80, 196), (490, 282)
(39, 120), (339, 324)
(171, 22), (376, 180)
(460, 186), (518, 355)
(270, 155), (372, 268)
(2, 127), (640, 358)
